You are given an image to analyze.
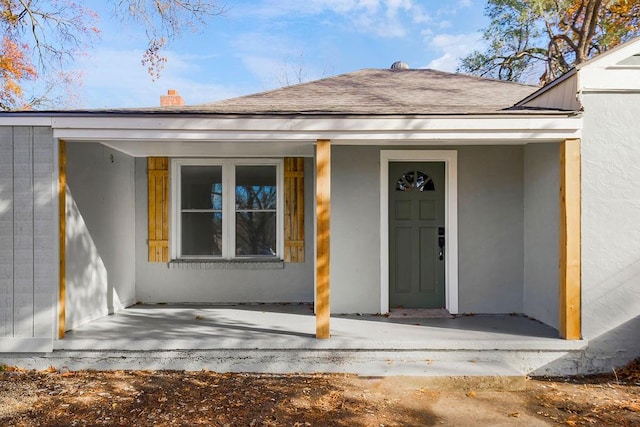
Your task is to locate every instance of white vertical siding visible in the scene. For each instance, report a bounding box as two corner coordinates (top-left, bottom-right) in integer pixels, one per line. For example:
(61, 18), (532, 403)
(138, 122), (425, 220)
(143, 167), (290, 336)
(520, 74), (579, 111)
(0, 126), (55, 349)
(0, 127), (14, 337)
(12, 127), (34, 336)
(33, 127), (55, 337)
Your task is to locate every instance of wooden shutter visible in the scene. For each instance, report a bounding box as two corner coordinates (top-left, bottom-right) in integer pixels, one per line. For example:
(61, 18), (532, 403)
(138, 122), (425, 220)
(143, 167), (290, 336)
(148, 157), (169, 262)
(284, 157), (305, 262)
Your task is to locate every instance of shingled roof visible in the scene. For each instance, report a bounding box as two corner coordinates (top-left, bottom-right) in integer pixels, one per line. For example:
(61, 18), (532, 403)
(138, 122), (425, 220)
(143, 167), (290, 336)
(177, 68), (541, 115)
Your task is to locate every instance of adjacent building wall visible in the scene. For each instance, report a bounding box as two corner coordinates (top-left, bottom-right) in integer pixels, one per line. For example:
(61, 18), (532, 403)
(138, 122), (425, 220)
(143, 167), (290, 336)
(65, 142), (136, 330)
(134, 157), (315, 303)
(330, 145), (525, 315)
(0, 127), (55, 352)
(580, 92), (640, 370)
(523, 143), (559, 329)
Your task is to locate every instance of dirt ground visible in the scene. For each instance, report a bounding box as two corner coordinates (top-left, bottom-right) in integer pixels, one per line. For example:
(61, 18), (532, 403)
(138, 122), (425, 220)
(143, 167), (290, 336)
(1, 360), (639, 426)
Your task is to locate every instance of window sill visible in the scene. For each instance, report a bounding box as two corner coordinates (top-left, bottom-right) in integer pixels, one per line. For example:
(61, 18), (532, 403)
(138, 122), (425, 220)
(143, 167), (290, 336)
(168, 258), (284, 270)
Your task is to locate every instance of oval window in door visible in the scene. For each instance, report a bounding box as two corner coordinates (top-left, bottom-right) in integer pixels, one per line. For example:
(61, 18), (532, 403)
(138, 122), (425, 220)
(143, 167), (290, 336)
(396, 170), (435, 192)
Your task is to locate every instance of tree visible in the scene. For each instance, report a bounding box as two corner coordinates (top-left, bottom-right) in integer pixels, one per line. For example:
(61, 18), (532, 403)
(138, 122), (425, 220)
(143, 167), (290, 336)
(459, 0), (640, 84)
(0, 36), (37, 110)
(0, 0), (225, 110)
(275, 51), (332, 88)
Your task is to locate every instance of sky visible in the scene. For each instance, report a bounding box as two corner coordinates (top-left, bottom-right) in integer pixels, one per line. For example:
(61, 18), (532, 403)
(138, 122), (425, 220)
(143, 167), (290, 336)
(73, 0), (490, 108)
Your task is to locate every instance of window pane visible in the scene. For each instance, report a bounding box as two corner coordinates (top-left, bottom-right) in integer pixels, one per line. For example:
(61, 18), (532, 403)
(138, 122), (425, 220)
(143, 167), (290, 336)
(181, 166), (222, 210)
(236, 212), (276, 256)
(236, 166), (277, 210)
(396, 170), (435, 192)
(182, 212), (222, 256)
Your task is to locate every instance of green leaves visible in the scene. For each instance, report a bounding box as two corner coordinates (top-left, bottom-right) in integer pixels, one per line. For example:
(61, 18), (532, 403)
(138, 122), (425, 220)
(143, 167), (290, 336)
(459, 0), (640, 85)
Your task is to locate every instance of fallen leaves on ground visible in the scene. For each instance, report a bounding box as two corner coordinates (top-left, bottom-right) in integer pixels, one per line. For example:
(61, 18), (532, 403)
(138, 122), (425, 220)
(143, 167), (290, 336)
(527, 358), (640, 426)
(0, 358), (639, 426)
(0, 370), (439, 426)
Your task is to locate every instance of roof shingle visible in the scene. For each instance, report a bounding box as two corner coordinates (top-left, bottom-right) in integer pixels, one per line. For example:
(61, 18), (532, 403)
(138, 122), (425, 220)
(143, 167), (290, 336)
(182, 68), (540, 115)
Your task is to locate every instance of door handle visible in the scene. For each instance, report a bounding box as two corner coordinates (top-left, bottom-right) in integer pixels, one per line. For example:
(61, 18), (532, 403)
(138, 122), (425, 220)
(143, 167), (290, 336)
(438, 227), (445, 261)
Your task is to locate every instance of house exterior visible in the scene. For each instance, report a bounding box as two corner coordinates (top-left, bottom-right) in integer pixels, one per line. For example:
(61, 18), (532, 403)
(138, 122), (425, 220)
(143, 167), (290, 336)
(1, 37), (639, 375)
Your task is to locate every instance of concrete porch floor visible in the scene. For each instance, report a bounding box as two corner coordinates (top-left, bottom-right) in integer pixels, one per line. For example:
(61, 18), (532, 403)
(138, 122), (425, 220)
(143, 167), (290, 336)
(56, 303), (582, 352)
(20, 304), (588, 377)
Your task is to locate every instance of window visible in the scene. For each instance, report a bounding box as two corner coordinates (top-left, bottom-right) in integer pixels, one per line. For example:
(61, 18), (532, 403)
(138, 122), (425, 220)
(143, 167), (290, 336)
(235, 166), (277, 256)
(172, 159), (283, 259)
(396, 170), (435, 192)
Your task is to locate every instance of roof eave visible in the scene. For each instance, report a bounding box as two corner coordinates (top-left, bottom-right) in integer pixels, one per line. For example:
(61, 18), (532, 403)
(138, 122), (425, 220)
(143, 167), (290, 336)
(0, 108), (579, 122)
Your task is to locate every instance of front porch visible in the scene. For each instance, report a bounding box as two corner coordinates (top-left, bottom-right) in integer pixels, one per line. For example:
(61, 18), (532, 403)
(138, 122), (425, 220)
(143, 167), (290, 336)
(38, 304), (587, 376)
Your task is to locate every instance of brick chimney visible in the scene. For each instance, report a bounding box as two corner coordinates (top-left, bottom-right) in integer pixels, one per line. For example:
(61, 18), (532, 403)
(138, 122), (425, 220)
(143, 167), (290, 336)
(160, 89), (185, 107)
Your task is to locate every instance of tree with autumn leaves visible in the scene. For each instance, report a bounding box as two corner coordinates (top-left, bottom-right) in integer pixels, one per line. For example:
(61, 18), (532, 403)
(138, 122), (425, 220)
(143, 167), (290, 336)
(459, 0), (640, 84)
(0, 36), (36, 110)
(0, 0), (223, 110)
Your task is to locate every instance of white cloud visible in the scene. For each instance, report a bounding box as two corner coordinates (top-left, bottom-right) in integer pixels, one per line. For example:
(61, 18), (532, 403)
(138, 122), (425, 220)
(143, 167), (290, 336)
(239, 0), (426, 38)
(424, 32), (484, 72)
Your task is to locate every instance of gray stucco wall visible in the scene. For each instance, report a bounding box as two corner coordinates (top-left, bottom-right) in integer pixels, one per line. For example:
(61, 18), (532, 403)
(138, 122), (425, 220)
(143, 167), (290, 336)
(65, 142), (136, 330)
(457, 146), (524, 314)
(523, 143), (559, 329)
(0, 127), (55, 349)
(330, 147), (381, 313)
(330, 145), (526, 315)
(579, 92), (640, 370)
(134, 157), (314, 303)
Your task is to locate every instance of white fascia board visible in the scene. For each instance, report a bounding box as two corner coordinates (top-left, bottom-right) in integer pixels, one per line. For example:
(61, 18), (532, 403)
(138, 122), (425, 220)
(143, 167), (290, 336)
(577, 37), (640, 70)
(579, 67), (640, 92)
(51, 115), (579, 132)
(52, 115), (582, 143)
(0, 116), (53, 126)
(54, 128), (582, 142)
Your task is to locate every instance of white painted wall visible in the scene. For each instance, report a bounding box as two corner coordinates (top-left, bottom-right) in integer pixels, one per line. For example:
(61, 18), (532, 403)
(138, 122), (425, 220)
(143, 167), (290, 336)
(580, 92), (640, 370)
(65, 142), (136, 330)
(0, 126), (55, 352)
(134, 157), (314, 303)
(523, 143), (559, 329)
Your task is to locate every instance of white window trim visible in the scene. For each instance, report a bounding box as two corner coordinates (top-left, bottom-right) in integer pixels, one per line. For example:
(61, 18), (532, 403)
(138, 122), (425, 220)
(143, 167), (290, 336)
(170, 158), (284, 260)
(380, 150), (458, 314)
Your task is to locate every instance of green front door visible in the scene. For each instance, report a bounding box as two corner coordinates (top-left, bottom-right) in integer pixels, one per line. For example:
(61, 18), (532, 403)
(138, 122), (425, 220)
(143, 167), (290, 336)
(389, 162), (445, 308)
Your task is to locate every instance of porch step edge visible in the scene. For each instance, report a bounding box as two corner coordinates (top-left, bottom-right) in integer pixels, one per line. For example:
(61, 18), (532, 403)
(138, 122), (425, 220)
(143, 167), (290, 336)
(53, 338), (588, 352)
(1, 348), (586, 377)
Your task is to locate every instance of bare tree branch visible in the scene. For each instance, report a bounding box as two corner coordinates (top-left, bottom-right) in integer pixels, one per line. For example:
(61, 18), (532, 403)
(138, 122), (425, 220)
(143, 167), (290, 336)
(0, 0), (225, 110)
